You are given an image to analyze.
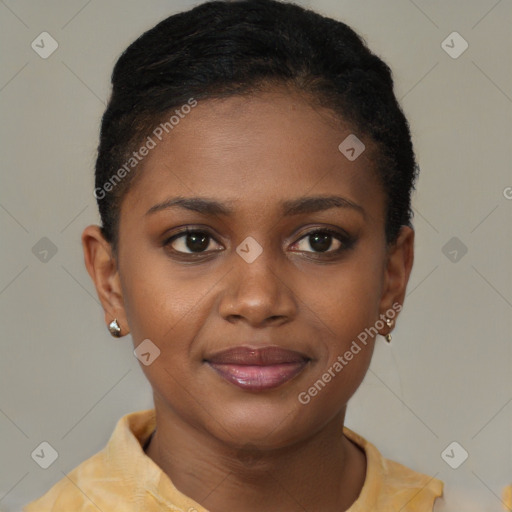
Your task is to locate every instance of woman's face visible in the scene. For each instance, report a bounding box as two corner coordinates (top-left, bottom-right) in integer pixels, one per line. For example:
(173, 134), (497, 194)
(85, 88), (413, 450)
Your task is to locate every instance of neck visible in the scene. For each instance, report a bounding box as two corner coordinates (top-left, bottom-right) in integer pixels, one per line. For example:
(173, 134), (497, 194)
(145, 397), (366, 512)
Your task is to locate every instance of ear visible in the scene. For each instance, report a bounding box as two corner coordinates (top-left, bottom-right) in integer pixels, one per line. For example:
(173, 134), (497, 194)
(378, 226), (415, 320)
(81, 225), (130, 336)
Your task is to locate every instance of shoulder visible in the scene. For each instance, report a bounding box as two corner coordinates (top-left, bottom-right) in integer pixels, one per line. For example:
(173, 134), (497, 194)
(23, 450), (112, 511)
(343, 427), (444, 512)
(504, 484), (512, 511)
(23, 409), (157, 512)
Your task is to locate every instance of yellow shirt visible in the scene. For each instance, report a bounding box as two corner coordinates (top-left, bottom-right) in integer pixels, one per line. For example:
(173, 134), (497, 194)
(504, 484), (512, 511)
(24, 408), (443, 511)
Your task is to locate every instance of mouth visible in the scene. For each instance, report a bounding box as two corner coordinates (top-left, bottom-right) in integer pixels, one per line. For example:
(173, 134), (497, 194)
(205, 346), (310, 391)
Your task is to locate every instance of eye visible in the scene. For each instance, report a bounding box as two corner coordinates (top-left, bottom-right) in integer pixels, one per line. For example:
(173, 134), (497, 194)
(163, 227), (354, 258)
(291, 229), (352, 254)
(164, 229), (222, 254)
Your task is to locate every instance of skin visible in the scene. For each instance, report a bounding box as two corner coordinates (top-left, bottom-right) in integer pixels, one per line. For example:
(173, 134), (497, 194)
(82, 86), (414, 512)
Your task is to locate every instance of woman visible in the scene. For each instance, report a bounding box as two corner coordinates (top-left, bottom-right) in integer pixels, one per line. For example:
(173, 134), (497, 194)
(25, 0), (445, 510)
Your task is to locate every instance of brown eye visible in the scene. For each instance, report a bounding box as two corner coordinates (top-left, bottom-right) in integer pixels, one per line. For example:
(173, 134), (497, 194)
(165, 230), (221, 254)
(291, 229), (353, 254)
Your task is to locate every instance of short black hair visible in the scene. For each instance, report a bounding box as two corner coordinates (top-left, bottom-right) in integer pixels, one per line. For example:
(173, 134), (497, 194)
(94, 0), (418, 257)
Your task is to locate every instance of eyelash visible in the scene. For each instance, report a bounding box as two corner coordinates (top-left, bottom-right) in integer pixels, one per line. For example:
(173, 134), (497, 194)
(162, 227), (355, 259)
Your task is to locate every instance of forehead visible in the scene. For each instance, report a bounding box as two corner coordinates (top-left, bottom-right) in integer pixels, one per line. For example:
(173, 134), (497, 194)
(121, 89), (384, 223)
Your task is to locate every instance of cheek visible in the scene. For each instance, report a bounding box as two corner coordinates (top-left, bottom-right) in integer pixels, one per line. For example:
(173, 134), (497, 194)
(119, 250), (202, 344)
(120, 256), (213, 409)
(296, 264), (380, 409)
(301, 252), (384, 337)
(293, 246), (383, 396)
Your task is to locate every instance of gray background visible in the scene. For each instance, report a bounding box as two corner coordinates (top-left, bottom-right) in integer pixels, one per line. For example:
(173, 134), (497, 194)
(0, 0), (511, 510)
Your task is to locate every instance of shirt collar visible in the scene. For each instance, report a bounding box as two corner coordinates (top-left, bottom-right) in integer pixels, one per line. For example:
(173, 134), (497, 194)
(106, 409), (440, 511)
(107, 408), (208, 511)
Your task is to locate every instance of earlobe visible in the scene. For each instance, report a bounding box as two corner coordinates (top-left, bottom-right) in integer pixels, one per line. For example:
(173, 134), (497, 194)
(378, 225), (415, 327)
(81, 225), (130, 336)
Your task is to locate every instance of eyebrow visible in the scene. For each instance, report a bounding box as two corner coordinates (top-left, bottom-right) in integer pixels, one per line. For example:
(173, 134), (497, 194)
(145, 195), (366, 219)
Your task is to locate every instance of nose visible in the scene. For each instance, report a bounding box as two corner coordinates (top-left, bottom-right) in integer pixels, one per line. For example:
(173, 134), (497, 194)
(218, 249), (297, 328)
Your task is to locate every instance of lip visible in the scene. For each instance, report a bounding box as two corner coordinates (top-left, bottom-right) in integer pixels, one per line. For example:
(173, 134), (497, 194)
(205, 346), (310, 391)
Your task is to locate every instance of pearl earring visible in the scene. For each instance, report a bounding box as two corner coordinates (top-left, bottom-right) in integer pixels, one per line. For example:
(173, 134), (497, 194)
(108, 318), (122, 338)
